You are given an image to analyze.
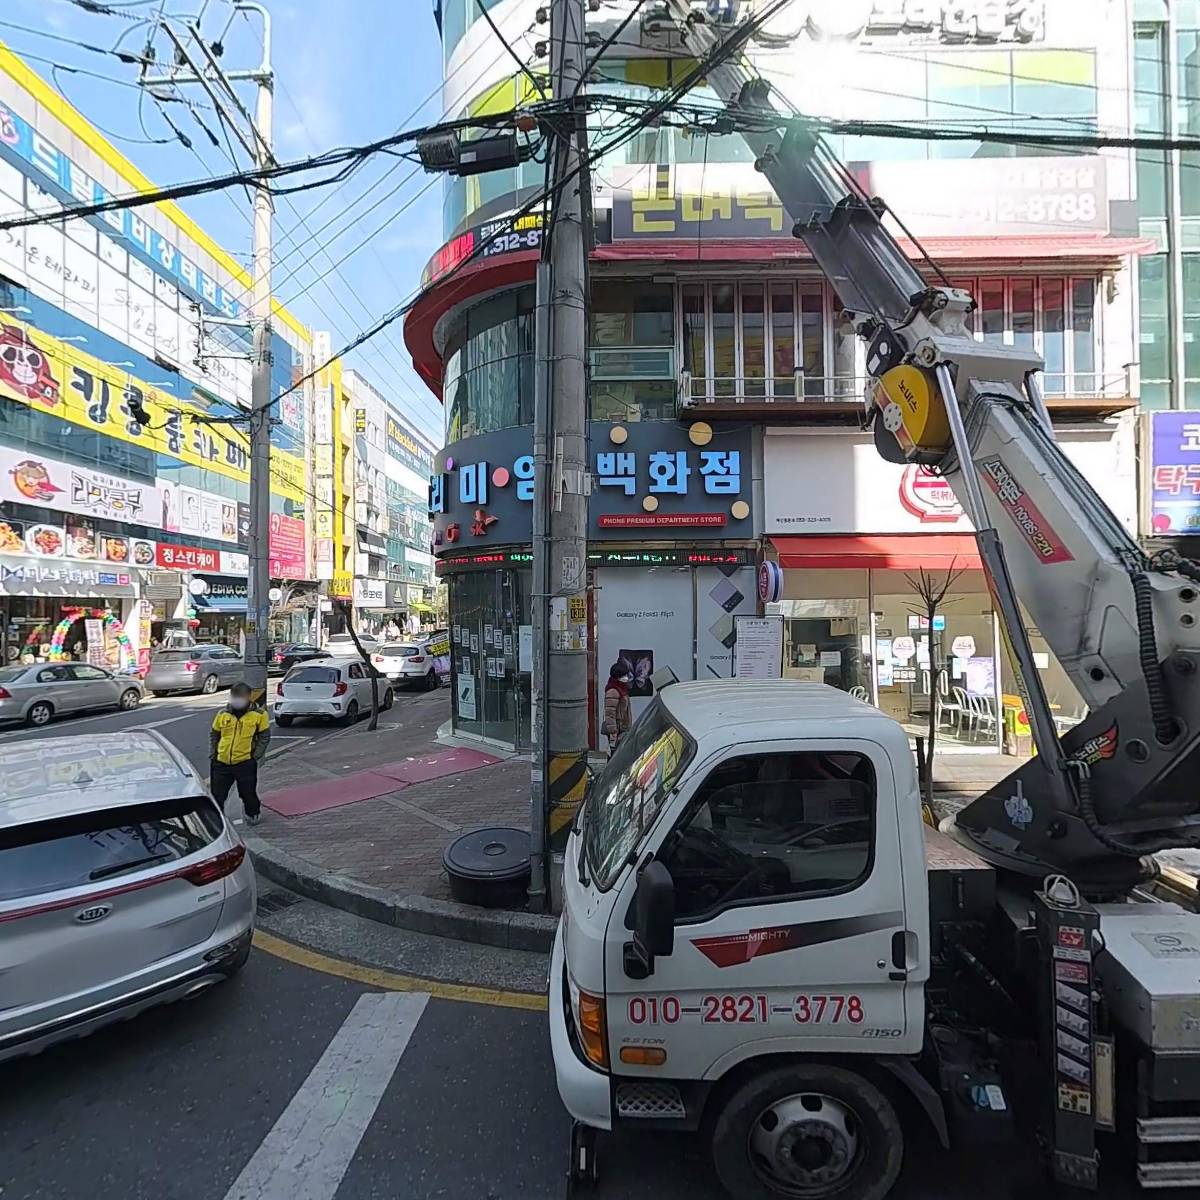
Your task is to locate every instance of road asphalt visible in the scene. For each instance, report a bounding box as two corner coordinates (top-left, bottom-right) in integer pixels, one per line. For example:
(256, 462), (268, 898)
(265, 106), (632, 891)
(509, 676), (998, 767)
(4, 884), (1146, 1200)
(1, 692), (1150, 1200)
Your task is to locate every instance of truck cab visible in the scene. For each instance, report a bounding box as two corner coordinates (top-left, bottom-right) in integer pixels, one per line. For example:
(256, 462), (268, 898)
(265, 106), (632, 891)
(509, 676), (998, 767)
(551, 679), (932, 1199)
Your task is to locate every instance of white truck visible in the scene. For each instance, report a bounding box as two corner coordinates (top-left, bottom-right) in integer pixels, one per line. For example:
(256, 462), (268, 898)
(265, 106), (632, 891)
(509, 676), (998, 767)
(549, 3), (1200, 1197)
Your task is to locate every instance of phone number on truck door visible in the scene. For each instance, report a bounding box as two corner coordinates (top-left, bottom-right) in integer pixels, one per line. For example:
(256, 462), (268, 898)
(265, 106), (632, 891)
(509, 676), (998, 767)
(627, 994), (867, 1026)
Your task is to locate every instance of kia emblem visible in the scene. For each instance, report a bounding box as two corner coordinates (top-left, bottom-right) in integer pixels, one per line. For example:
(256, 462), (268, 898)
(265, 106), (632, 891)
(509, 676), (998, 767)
(75, 904), (113, 924)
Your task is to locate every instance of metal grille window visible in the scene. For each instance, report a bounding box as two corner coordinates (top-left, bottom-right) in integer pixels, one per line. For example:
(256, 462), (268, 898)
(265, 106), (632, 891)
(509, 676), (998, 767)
(948, 275), (1107, 397)
(677, 280), (835, 403)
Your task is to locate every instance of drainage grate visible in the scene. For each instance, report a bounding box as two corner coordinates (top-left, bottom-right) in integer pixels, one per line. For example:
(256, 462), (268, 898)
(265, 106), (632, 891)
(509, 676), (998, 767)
(256, 889), (303, 916)
(615, 1082), (686, 1119)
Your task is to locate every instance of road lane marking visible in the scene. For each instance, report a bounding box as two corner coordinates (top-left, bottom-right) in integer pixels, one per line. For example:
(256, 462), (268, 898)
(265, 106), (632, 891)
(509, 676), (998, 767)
(222, 991), (427, 1200)
(252, 930), (547, 1012)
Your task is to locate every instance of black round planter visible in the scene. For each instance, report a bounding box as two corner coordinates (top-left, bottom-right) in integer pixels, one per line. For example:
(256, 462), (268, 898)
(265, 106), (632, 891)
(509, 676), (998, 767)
(442, 826), (531, 908)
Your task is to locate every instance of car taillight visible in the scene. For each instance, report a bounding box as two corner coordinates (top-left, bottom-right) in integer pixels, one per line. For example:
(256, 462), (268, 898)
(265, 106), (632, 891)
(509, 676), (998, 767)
(0, 687), (9, 699)
(372, 654), (384, 664)
(182, 845), (246, 886)
(276, 682), (285, 696)
(184, 660), (198, 671)
(334, 681), (348, 696)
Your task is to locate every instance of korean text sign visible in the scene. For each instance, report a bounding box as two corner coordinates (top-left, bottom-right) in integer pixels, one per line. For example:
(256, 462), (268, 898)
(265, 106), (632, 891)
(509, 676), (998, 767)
(428, 422), (754, 549)
(1150, 412), (1200, 535)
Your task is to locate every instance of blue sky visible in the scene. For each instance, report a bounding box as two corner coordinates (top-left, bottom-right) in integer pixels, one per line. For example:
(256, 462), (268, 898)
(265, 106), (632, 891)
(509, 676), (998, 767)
(1, 0), (448, 442)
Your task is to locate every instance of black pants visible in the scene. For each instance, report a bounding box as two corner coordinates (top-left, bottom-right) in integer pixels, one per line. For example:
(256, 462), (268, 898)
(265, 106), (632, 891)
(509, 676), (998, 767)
(210, 759), (261, 818)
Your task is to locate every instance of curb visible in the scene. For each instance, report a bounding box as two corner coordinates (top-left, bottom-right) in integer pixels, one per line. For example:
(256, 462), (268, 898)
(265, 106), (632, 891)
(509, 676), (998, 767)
(243, 833), (557, 953)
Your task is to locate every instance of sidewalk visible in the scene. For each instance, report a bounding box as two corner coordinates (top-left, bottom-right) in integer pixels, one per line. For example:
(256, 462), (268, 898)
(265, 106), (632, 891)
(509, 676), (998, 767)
(243, 697), (1024, 950)
(243, 690), (555, 951)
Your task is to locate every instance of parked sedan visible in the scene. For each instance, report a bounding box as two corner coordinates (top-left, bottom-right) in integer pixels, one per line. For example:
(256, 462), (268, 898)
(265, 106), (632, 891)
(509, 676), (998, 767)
(269, 643), (324, 676)
(0, 663), (144, 728)
(145, 645), (244, 696)
(274, 659), (393, 726)
(371, 642), (440, 690)
(0, 730), (254, 1065)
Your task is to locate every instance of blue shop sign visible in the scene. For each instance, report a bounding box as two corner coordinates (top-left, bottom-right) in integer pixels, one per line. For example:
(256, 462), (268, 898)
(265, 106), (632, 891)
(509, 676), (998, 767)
(0, 100), (242, 319)
(428, 422), (754, 547)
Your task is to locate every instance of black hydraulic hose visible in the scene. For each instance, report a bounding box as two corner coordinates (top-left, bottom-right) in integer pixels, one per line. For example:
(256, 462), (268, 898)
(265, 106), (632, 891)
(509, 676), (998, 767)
(1131, 571), (1177, 745)
(1072, 762), (1178, 857)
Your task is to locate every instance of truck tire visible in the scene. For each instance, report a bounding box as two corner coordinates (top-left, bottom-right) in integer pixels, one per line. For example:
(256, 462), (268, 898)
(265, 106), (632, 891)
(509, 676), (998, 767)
(711, 1064), (902, 1200)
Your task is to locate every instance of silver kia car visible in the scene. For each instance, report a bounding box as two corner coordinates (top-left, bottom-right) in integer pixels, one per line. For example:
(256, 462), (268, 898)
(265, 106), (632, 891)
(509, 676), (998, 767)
(0, 731), (256, 1064)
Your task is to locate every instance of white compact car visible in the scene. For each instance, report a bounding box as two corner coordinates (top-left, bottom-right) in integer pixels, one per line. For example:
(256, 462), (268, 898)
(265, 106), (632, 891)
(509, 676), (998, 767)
(371, 641), (441, 691)
(0, 730), (255, 1065)
(320, 632), (380, 657)
(274, 659), (394, 726)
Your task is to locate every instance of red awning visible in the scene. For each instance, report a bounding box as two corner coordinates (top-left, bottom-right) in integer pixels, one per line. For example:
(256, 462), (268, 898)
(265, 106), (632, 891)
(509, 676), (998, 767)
(770, 535), (982, 572)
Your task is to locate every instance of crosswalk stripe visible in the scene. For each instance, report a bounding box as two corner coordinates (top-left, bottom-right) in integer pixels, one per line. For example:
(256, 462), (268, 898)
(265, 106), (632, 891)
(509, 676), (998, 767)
(222, 991), (428, 1200)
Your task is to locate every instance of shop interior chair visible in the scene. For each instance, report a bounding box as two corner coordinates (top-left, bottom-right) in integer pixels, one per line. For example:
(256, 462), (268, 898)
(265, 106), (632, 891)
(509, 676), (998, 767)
(936, 671), (966, 733)
(968, 692), (998, 742)
(849, 685), (870, 702)
(951, 686), (975, 737)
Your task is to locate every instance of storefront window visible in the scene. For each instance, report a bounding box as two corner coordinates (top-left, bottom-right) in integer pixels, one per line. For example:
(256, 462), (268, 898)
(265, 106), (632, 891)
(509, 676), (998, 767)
(448, 568), (531, 747)
(799, 284), (825, 397)
(871, 571), (998, 752)
(980, 280), (1005, 345)
(1012, 279), (1034, 352)
(741, 284), (766, 398)
(711, 283), (736, 399)
(591, 280), (673, 347)
(771, 285), (795, 399)
(773, 570), (871, 696)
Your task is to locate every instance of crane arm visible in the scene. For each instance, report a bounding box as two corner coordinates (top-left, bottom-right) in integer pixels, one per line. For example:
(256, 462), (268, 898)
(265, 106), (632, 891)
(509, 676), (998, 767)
(657, 0), (1200, 888)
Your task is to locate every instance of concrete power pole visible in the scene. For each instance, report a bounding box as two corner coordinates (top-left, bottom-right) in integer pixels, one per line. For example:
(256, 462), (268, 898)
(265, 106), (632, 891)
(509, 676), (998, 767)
(532, 0), (591, 903)
(139, 5), (275, 703)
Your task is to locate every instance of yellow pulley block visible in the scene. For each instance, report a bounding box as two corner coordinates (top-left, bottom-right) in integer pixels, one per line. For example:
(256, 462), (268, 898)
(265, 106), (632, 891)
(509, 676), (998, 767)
(871, 364), (950, 457)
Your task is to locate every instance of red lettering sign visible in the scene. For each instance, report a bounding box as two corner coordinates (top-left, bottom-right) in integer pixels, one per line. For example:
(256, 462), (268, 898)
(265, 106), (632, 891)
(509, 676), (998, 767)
(155, 541), (218, 571)
(597, 513), (727, 529)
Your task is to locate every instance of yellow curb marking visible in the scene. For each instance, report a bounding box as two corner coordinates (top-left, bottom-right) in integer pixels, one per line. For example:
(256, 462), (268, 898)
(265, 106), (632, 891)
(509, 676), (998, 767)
(252, 929), (548, 1013)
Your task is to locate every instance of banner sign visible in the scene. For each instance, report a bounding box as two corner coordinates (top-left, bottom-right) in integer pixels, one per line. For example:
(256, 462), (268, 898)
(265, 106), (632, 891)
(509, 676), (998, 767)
(429, 421), (754, 551)
(0, 445), (163, 527)
(0, 316), (306, 504)
(1149, 411), (1200, 535)
(268, 512), (307, 579)
(0, 99), (242, 319)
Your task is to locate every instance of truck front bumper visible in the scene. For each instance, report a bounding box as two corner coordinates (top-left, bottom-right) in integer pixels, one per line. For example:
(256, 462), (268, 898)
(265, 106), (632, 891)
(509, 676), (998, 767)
(548, 920), (612, 1131)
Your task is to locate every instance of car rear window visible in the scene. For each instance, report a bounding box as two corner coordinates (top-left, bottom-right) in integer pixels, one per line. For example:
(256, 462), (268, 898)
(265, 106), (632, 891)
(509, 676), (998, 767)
(379, 646), (420, 658)
(152, 649), (198, 661)
(0, 667), (28, 683)
(0, 797), (223, 900)
(287, 666), (337, 683)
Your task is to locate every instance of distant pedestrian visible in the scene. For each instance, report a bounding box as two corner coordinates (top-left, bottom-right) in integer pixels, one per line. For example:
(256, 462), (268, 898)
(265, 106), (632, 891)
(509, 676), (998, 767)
(602, 661), (632, 755)
(210, 682), (270, 826)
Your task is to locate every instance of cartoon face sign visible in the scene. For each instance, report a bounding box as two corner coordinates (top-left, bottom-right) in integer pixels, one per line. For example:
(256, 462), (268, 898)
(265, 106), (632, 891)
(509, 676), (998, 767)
(10, 459), (62, 503)
(0, 104), (18, 147)
(0, 326), (59, 405)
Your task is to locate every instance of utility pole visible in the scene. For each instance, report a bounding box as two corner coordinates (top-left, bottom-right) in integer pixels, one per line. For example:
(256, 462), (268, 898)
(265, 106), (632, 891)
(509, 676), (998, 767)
(139, 4), (275, 703)
(535, 0), (591, 902)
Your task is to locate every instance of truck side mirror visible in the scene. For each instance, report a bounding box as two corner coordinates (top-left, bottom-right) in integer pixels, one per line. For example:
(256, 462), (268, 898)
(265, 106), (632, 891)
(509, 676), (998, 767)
(624, 860), (675, 980)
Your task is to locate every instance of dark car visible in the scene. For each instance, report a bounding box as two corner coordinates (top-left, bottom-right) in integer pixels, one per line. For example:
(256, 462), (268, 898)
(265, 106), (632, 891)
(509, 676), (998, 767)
(270, 643), (324, 676)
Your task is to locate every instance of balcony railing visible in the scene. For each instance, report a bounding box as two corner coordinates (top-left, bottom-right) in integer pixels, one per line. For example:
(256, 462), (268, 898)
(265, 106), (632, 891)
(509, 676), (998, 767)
(677, 368), (1137, 412)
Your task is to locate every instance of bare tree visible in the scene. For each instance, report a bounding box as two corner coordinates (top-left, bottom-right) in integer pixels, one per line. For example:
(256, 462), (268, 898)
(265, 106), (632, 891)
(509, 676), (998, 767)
(903, 561), (966, 810)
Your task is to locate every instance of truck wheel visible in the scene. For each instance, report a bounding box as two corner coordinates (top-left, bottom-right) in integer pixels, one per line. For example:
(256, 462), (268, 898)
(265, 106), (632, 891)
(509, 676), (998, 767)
(567, 1121), (598, 1194)
(711, 1064), (902, 1200)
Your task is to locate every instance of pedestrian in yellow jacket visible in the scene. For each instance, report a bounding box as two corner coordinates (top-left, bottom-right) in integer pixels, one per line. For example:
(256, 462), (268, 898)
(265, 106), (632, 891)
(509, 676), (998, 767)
(210, 681), (270, 825)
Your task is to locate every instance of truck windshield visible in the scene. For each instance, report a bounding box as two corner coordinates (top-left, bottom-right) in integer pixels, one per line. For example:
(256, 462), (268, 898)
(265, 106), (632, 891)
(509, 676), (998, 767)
(583, 699), (693, 889)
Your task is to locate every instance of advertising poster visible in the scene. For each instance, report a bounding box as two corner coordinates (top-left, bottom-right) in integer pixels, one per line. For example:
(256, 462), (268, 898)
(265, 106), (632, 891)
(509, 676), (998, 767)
(456, 674), (477, 721)
(595, 568), (693, 727)
(268, 513), (307, 578)
(696, 565), (757, 680)
(0, 446), (163, 528)
(84, 618), (106, 668)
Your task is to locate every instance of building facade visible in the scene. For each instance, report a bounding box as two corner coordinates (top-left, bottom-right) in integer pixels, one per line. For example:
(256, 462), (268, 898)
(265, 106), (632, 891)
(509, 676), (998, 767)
(344, 370), (439, 635)
(0, 42), (356, 665)
(410, 0), (1147, 752)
